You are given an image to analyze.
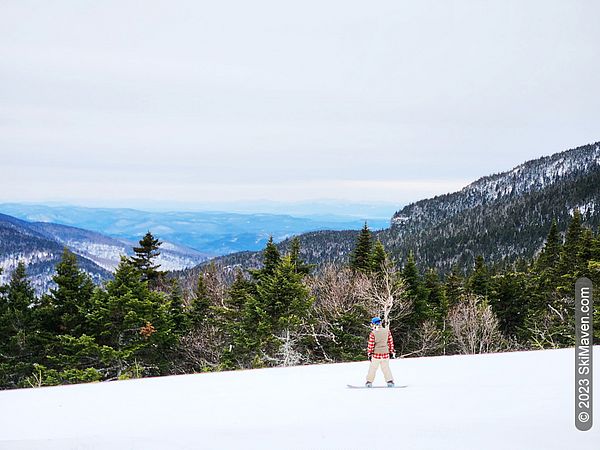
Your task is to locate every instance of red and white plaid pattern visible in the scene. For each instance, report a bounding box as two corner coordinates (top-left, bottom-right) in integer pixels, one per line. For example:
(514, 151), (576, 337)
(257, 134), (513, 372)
(367, 329), (395, 359)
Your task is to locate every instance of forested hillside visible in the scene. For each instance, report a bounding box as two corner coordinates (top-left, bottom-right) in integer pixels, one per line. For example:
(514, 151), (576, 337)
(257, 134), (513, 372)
(201, 142), (600, 275)
(0, 214), (111, 292)
(384, 142), (600, 271)
(0, 213), (207, 293)
(1, 210), (599, 389)
(2, 142), (600, 390)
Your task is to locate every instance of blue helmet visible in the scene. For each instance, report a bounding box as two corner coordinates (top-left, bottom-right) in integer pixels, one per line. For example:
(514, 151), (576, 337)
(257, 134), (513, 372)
(371, 317), (382, 325)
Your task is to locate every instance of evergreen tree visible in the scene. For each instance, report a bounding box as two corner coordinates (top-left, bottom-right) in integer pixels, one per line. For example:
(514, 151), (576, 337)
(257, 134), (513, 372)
(467, 255), (491, 297)
(40, 248), (94, 335)
(257, 255), (314, 332)
(232, 256), (314, 367)
(4, 263), (36, 342)
(514, 257), (530, 273)
(189, 273), (211, 327)
(217, 271), (258, 368)
(424, 268), (448, 326)
(370, 240), (388, 275)
(168, 278), (188, 335)
(488, 272), (528, 339)
(401, 251), (430, 328)
(424, 267), (451, 354)
(288, 237), (313, 276)
(589, 229), (600, 280)
(6, 262), (36, 312)
(536, 219), (561, 272)
(130, 231), (163, 287)
(444, 265), (465, 308)
(262, 236), (281, 277)
(0, 263), (37, 387)
(25, 250), (100, 387)
(577, 228), (594, 277)
(250, 236), (281, 281)
(592, 228), (600, 261)
(558, 210), (583, 276)
(88, 258), (175, 378)
(534, 219), (564, 297)
(225, 270), (255, 313)
(316, 303), (369, 362)
(0, 271), (3, 300)
(523, 216), (582, 348)
(349, 223), (373, 273)
(255, 255), (314, 361)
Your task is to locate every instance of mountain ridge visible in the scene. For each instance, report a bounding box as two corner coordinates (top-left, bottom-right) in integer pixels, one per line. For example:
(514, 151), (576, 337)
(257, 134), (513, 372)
(0, 213), (208, 293)
(391, 142), (600, 227)
(196, 141), (600, 275)
(0, 213), (112, 292)
(0, 204), (390, 255)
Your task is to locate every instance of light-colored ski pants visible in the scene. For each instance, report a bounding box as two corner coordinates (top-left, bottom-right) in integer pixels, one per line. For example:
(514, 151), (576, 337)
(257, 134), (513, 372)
(366, 358), (394, 383)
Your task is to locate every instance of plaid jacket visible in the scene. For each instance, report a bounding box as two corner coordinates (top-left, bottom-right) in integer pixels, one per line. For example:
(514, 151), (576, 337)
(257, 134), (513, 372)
(367, 328), (395, 359)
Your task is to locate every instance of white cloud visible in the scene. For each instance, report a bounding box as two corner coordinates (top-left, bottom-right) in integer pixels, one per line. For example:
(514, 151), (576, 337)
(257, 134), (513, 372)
(0, 0), (599, 207)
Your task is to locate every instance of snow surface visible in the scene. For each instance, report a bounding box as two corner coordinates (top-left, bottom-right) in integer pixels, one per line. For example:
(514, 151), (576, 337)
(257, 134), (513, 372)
(0, 348), (599, 449)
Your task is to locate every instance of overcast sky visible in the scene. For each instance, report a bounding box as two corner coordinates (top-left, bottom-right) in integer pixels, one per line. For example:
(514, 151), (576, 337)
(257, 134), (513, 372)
(1, 1), (599, 211)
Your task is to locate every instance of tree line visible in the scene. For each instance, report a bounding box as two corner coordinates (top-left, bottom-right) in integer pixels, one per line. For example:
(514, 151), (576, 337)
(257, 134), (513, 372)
(1, 211), (599, 389)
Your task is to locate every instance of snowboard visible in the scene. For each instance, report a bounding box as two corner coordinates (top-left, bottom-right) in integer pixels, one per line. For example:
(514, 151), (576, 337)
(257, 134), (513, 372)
(346, 384), (407, 389)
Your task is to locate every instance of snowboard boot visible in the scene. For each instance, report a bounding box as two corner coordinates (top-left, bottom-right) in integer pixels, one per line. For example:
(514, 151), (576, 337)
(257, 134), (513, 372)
(387, 381), (395, 388)
(365, 382), (373, 388)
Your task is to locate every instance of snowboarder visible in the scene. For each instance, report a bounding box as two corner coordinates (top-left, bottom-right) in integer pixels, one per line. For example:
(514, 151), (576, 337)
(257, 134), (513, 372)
(366, 317), (395, 388)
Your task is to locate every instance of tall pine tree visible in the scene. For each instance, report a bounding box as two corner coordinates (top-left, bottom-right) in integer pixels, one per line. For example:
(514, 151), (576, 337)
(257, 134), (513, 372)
(370, 240), (388, 275)
(189, 273), (211, 327)
(288, 237), (313, 276)
(130, 231), (163, 287)
(350, 223), (373, 273)
(489, 272), (528, 339)
(558, 209), (583, 276)
(444, 265), (465, 308)
(536, 219), (561, 273)
(467, 255), (491, 298)
(40, 248), (94, 335)
(250, 236), (281, 281)
(424, 268), (447, 327)
(88, 258), (175, 379)
(402, 251), (431, 328)
(0, 263), (37, 387)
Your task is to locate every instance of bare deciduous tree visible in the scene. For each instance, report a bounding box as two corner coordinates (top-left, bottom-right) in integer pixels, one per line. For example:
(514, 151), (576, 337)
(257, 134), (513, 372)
(263, 329), (307, 367)
(356, 259), (410, 329)
(201, 264), (228, 307)
(308, 265), (364, 317)
(448, 294), (505, 354)
(177, 324), (226, 372)
(304, 264), (366, 361)
(401, 320), (444, 357)
(527, 297), (574, 350)
(178, 263), (231, 308)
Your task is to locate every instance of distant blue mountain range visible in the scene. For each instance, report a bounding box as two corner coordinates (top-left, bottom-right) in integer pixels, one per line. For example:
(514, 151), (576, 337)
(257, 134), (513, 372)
(0, 203), (391, 255)
(0, 211), (208, 293)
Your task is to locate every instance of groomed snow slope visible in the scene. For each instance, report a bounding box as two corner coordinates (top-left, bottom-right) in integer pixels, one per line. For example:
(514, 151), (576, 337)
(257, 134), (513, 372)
(1, 348), (598, 449)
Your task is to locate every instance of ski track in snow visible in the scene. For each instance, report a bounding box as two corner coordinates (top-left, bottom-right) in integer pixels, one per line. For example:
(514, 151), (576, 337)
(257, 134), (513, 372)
(0, 347), (598, 449)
